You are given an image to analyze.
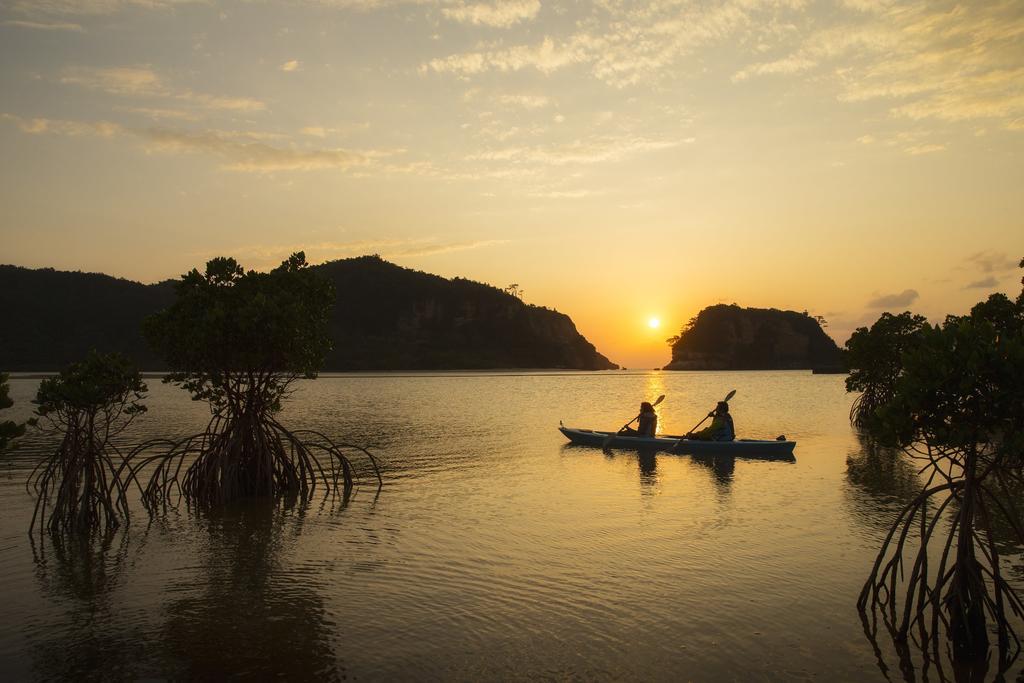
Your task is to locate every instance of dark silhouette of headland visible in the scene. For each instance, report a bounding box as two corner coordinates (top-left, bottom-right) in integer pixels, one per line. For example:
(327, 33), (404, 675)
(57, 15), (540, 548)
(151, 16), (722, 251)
(0, 256), (617, 371)
(663, 304), (841, 370)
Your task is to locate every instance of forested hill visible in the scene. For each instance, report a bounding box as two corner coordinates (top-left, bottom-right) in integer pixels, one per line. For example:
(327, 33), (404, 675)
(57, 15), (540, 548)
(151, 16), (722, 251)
(664, 304), (841, 371)
(0, 257), (617, 371)
(318, 256), (616, 370)
(0, 267), (176, 370)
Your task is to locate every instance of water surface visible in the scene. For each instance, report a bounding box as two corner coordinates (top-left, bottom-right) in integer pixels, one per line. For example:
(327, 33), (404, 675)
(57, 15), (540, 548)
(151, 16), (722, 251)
(1, 371), (1018, 680)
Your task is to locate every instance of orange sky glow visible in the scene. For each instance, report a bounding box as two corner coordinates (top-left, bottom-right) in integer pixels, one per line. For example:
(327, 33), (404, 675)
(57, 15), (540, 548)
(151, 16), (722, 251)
(1, 0), (1022, 368)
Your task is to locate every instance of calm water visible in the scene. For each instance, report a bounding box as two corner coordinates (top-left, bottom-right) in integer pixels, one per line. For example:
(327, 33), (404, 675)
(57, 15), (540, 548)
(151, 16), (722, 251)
(0, 370), (1020, 680)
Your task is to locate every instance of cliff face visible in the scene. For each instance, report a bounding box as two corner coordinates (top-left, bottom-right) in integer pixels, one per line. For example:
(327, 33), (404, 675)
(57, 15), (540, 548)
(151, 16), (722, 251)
(320, 256), (616, 370)
(664, 304), (840, 371)
(0, 257), (617, 371)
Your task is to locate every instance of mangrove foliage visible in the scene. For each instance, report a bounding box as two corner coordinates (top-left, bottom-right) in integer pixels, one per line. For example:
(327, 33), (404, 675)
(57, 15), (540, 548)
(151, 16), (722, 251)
(844, 312), (928, 430)
(137, 252), (380, 509)
(27, 352), (147, 537)
(851, 259), (1024, 675)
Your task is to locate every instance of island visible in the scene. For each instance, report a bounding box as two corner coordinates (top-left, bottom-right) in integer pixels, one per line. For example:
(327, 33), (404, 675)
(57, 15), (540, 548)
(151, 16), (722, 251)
(663, 304), (842, 371)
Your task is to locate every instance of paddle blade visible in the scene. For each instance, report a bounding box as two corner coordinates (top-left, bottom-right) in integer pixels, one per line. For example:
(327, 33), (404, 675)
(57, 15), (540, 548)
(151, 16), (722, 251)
(724, 389), (736, 402)
(652, 394), (666, 407)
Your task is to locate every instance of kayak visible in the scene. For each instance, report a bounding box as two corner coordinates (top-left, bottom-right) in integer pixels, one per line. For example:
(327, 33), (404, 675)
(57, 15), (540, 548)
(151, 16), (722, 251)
(558, 426), (796, 460)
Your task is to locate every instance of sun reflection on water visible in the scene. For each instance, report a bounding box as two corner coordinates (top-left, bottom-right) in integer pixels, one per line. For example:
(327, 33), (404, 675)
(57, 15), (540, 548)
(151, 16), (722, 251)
(644, 371), (666, 436)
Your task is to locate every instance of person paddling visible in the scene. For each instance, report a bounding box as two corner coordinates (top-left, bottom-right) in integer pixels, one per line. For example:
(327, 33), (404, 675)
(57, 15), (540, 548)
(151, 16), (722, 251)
(687, 401), (735, 442)
(621, 401), (658, 437)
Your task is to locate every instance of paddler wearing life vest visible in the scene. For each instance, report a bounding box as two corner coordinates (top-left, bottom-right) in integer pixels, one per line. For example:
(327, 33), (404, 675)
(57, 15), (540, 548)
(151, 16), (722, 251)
(621, 401), (658, 437)
(688, 401), (735, 441)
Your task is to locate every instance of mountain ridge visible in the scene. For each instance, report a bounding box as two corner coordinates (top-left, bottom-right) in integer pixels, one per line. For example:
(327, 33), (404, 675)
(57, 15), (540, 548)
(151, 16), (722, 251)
(0, 256), (617, 371)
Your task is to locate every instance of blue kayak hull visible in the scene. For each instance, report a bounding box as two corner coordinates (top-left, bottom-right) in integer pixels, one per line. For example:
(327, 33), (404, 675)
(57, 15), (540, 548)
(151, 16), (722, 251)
(559, 426), (796, 460)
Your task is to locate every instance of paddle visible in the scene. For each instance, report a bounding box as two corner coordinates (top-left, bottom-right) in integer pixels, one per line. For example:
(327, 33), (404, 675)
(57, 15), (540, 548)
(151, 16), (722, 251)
(602, 394), (665, 450)
(681, 389), (736, 439)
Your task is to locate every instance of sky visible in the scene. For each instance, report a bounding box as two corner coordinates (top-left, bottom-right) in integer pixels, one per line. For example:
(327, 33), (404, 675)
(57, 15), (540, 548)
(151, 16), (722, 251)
(1, 0), (1022, 369)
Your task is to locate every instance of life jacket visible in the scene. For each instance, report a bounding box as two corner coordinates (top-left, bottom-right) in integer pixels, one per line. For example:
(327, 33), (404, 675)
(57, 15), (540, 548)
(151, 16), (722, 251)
(638, 411), (658, 437)
(712, 413), (735, 441)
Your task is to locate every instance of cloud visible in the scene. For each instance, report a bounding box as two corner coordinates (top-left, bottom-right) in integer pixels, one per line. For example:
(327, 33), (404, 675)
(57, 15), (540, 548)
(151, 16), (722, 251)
(966, 251), (1019, 273)
(381, 238), (507, 257)
(866, 289), (919, 308)
(732, 55), (815, 82)
(424, 35), (596, 76)
(734, 2), (1024, 129)
(841, 0), (896, 11)
(497, 94), (549, 109)
(61, 66), (160, 95)
(5, 0), (202, 16)
(442, 0), (539, 28)
(60, 66), (265, 112)
(423, 0), (809, 86)
(1, 113), (390, 173)
(202, 238), (508, 269)
(299, 122), (370, 138)
(854, 129), (947, 154)
(139, 128), (382, 172)
(121, 106), (199, 121)
(964, 276), (999, 289)
(0, 19), (84, 31)
(467, 135), (684, 166)
(530, 189), (593, 198)
(280, 60), (300, 72)
(904, 143), (945, 155)
(1, 113), (121, 137)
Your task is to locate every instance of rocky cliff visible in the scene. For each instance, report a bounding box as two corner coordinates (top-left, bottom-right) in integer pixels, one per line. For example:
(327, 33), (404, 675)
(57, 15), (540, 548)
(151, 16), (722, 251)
(319, 256), (616, 369)
(0, 257), (617, 371)
(664, 304), (841, 371)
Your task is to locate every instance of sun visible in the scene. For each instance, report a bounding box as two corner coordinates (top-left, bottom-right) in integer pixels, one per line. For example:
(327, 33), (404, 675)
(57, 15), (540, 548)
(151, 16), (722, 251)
(647, 317), (661, 329)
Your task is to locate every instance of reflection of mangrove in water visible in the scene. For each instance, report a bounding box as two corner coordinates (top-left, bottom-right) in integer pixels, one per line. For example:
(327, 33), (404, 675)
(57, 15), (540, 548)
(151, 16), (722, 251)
(844, 437), (956, 681)
(27, 496), (357, 680)
(29, 532), (147, 680)
(158, 499), (345, 681)
(974, 475), (1024, 582)
(844, 434), (925, 535)
(852, 456), (1024, 579)
(847, 433), (1024, 682)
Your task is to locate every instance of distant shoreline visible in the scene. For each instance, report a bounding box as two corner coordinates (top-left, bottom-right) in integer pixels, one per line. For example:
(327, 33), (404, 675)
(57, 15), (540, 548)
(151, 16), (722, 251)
(8, 369), (634, 380)
(6, 368), (841, 380)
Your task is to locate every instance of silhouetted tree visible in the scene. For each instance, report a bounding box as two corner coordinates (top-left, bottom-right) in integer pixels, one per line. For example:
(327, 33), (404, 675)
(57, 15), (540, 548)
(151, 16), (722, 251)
(28, 352), (146, 537)
(1, 372), (27, 451)
(844, 312), (928, 430)
(857, 260), (1024, 676)
(138, 253), (379, 509)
